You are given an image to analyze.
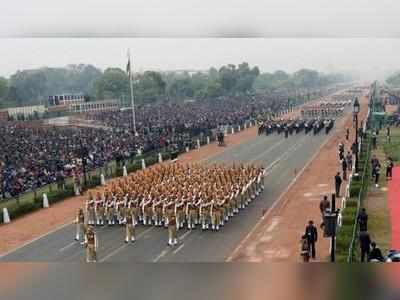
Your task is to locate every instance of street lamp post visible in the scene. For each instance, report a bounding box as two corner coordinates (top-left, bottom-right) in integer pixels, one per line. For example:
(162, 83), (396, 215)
(80, 141), (88, 188)
(353, 97), (360, 173)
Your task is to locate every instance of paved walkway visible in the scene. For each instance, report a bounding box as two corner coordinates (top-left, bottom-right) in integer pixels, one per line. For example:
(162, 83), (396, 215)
(229, 96), (369, 262)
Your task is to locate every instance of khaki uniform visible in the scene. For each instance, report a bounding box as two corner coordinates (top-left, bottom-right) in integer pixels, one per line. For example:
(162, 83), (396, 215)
(175, 202), (185, 229)
(117, 203), (126, 225)
(96, 202), (105, 225)
(107, 203), (115, 225)
(142, 200), (153, 225)
(164, 202), (174, 227)
(168, 216), (178, 246)
(75, 210), (86, 242)
(125, 215), (136, 243)
(200, 203), (210, 230)
(211, 203), (221, 231)
(85, 229), (97, 263)
(87, 202), (96, 225)
(153, 201), (163, 226)
(187, 202), (197, 229)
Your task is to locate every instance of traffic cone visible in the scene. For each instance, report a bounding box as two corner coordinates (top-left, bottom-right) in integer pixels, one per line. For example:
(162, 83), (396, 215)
(2, 208), (10, 224)
(43, 193), (49, 208)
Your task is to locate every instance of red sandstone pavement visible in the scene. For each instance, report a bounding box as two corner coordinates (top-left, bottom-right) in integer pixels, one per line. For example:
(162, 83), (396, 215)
(0, 96), (335, 256)
(229, 96), (369, 262)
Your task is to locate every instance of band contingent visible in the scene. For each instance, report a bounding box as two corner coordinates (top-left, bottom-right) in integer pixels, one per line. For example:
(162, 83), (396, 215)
(75, 163), (266, 262)
(257, 118), (335, 137)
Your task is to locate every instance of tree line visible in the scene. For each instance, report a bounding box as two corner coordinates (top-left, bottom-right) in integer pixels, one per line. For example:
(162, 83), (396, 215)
(386, 72), (400, 87)
(0, 62), (349, 108)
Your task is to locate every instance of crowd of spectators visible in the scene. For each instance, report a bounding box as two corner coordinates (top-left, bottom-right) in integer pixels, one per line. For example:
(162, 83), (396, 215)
(0, 93), (314, 200)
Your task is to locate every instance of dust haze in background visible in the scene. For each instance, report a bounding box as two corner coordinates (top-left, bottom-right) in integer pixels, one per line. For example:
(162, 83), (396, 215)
(0, 38), (400, 82)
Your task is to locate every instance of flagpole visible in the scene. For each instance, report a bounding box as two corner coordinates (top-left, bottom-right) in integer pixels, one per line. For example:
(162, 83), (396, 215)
(128, 49), (137, 136)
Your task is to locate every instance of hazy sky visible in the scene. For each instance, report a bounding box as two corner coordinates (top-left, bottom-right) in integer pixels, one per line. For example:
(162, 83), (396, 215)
(0, 38), (399, 80)
(1, 0), (400, 37)
(1, 0), (400, 79)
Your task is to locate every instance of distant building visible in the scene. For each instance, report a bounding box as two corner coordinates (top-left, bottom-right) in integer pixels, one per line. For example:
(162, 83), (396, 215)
(47, 99), (120, 115)
(68, 99), (120, 113)
(48, 94), (85, 106)
(0, 110), (8, 121)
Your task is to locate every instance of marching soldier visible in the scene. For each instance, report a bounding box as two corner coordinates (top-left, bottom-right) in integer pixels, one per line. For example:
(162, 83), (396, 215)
(200, 199), (211, 230)
(186, 197), (197, 230)
(86, 195), (96, 226)
(96, 193), (105, 226)
(84, 226), (98, 263)
(153, 197), (163, 226)
(210, 200), (221, 231)
(125, 213), (136, 243)
(163, 197), (175, 228)
(75, 208), (86, 243)
(106, 197), (116, 225)
(142, 195), (153, 225)
(175, 198), (185, 229)
(168, 215), (178, 246)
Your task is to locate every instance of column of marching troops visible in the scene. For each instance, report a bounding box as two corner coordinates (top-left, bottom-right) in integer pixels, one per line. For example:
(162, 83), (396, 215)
(257, 118), (335, 138)
(75, 163), (266, 262)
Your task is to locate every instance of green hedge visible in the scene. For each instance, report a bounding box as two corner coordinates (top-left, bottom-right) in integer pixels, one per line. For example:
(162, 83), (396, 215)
(349, 181), (362, 198)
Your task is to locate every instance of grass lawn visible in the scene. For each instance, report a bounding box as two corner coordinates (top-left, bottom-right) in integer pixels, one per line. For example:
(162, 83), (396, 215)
(361, 128), (400, 254)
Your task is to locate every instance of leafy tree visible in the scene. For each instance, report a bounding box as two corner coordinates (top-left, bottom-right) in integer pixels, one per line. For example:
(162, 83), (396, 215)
(386, 72), (400, 87)
(0, 77), (8, 99)
(93, 68), (129, 100)
(134, 71), (166, 103)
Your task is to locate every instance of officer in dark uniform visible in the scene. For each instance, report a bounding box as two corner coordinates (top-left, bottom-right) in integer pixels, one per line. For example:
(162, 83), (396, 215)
(305, 220), (318, 259)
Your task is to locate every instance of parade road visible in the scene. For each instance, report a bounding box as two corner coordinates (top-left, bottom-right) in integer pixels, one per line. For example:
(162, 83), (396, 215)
(0, 112), (349, 262)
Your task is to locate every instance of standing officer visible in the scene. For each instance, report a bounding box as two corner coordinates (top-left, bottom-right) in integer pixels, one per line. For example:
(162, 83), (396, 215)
(319, 196), (330, 229)
(125, 213), (136, 243)
(75, 208), (86, 244)
(359, 231), (371, 262)
(341, 159), (348, 181)
(85, 226), (98, 263)
(334, 172), (342, 197)
(304, 220), (318, 260)
(357, 208), (368, 232)
(346, 151), (353, 172)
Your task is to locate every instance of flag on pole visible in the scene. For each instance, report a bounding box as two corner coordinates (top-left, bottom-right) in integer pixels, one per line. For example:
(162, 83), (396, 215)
(126, 50), (131, 78)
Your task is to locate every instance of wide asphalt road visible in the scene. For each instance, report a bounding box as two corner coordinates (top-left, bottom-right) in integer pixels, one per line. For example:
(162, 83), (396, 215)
(0, 117), (345, 263)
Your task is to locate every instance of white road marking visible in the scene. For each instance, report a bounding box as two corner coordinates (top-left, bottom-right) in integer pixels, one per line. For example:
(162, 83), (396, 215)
(59, 241), (76, 252)
(153, 229), (192, 262)
(153, 248), (170, 262)
(178, 230), (191, 241)
(248, 139), (286, 163)
(226, 131), (333, 262)
(172, 243), (185, 255)
(99, 226), (154, 262)
(0, 220), (74, 258)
